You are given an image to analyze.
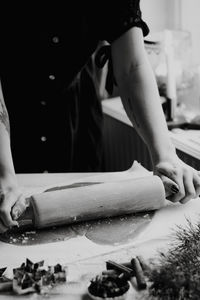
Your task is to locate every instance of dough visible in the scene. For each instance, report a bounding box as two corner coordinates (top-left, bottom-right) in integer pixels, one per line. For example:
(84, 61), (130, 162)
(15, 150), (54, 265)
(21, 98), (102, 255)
(0, 179), (154, 246)
(85, 212), (154, 245)
(0, 212), (154, 246)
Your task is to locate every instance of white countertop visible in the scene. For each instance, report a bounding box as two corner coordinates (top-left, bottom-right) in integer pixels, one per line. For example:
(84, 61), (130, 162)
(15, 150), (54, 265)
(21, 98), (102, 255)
(102, 97), (200, 161)
(1, 165), (200, 299)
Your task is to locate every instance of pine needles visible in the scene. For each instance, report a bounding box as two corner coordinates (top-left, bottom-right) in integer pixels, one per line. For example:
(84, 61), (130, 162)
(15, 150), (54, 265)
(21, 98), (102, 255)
(149, 218), (200, 299)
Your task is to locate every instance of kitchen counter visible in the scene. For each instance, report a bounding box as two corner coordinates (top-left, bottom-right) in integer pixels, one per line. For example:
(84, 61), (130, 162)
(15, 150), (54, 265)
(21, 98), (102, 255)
(1, 166), (200, 299)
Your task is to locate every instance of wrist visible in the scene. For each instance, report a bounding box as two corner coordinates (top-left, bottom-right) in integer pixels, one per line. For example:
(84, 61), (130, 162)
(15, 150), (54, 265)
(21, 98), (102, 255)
(0, 168), (18, 190)
(149, 142), (177, 165)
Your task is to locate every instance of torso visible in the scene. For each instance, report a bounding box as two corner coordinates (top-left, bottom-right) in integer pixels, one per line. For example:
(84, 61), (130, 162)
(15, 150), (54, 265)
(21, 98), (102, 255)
(0, 3), (102, 173)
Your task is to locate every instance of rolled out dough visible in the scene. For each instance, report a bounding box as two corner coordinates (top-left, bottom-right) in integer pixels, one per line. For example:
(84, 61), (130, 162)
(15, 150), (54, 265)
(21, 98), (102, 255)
(72, 212), (154, 246)
(0, 211), (154, 246)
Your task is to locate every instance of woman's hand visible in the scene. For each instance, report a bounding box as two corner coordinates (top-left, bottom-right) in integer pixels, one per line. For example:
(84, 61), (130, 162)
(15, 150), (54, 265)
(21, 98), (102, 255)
(154, 155), (200, 203)
(0, 174), (26, 233)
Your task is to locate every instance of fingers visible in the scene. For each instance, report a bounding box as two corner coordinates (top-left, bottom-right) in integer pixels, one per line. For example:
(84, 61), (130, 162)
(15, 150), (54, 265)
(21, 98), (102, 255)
(155, 162), (200, 204)
(159, 174), (179, 198)
(178, 169), (200, 204)
(193, 172), (200, 198)
(0, 206), (18, 229)
(0, 191), (20, 233)
(180, 169), (196, 204)
(11, 194), (27, 220)
(0, 220), (7, 233)
(156, 164), (185, 203)
(166, 171), (185, 203)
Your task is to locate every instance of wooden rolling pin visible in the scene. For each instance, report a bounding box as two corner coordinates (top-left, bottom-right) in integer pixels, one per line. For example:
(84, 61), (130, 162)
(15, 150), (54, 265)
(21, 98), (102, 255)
(17, 176), (165, 229)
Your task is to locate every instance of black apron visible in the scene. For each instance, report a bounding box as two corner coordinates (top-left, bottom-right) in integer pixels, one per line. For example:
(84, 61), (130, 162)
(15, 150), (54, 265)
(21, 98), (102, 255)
(0, 3), (103, 173)
(0, 1), (149, 173)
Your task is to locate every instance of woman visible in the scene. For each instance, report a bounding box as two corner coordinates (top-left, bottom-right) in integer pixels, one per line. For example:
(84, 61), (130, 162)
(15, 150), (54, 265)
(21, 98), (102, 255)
(0, 1), (199, 232)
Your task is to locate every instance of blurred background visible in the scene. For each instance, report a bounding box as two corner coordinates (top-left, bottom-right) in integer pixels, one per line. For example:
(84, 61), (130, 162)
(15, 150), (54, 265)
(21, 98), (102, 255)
(141, 0), (200, 120)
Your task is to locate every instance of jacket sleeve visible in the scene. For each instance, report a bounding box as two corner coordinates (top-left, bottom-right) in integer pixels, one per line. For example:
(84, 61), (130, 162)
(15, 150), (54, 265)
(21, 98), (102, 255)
(91, 0), (149, 44)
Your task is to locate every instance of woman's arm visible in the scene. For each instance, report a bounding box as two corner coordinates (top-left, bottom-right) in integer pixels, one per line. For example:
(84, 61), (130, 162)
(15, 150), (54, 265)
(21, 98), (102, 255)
(0, 80), (25, 232)
(111, 27), (200, 203)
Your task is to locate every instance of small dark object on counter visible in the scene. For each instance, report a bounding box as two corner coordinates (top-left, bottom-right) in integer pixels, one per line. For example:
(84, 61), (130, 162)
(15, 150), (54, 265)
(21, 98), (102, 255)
(54, 263), (62, 273)
(121, 262), (133, 270)
(88, 274), (130, 299)
(106, 260), (137, 292)
(102, 269), (119, 276)
(131, 257), (147, 290)
(136, 256), (152, 276)
(106, 260), (134, 277)
(12, 258), (67, 295)
(0, 268), (7, 277)
(21, 273), (34, 290)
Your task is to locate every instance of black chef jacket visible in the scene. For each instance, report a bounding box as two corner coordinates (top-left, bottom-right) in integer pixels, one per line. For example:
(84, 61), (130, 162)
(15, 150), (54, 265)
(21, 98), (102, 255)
(0, 1), (149, 173)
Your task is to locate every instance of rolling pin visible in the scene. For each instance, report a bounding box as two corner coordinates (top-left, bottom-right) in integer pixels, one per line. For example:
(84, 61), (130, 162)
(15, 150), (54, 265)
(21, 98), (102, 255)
(16, 176), (166, 229)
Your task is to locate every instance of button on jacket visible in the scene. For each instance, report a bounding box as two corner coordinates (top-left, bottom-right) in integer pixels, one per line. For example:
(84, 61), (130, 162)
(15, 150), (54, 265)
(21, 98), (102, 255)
(0, 1), (149, 173)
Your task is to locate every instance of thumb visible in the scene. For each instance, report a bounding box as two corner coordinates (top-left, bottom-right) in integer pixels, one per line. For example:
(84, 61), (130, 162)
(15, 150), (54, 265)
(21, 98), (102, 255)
(11, 194), (28, 220)
(159, 174), (179, 198)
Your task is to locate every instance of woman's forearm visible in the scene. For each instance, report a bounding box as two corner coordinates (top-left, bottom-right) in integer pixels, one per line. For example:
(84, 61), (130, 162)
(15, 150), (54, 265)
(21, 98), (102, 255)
(0, 83), (16, 178)
(117, 59), (176, 163)
(111, 28), (176, 164)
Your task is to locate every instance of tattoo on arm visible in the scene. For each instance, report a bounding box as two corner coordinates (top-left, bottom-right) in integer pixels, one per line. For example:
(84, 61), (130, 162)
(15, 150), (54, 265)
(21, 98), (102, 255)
(0, 98), (10, 134)
(127, 98), (140, 128)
